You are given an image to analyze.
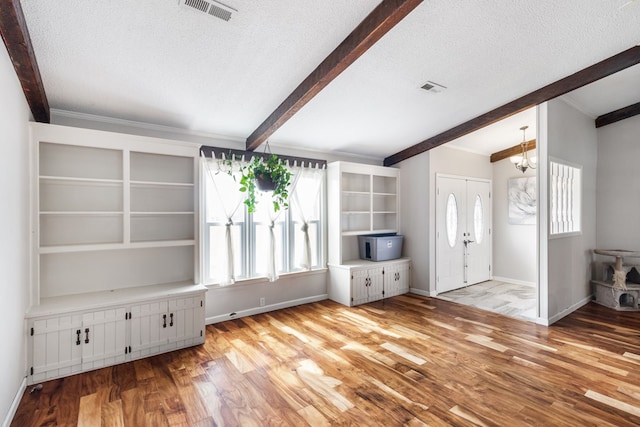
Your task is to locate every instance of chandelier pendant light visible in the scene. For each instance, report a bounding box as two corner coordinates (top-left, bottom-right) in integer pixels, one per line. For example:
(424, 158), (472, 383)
(510, 125), (536, 173)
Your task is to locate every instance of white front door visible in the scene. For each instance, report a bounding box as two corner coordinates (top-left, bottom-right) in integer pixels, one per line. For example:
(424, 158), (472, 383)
(466, 179), (491, 286)
(436, 176), (491, 293)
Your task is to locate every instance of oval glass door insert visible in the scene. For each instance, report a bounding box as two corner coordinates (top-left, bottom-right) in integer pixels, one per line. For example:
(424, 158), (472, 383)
(446, 193), (458, 248)
(474, 194), (484, 244)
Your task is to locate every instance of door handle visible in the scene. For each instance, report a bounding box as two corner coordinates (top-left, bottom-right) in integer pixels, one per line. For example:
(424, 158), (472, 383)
(464, 239), (474, 246)
(84, 328), (90, 344)
(163, 314), (167, 328)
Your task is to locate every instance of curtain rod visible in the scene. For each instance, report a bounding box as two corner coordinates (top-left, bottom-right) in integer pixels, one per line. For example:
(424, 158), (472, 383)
(199, 145), (327, 168)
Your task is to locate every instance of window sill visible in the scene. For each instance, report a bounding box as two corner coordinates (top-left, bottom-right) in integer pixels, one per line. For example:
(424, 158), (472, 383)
(549, 231), (582, 240)
(203, 267), (328, 289)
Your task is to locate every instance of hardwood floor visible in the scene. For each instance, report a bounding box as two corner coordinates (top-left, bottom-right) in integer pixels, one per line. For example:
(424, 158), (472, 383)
(11, 294), (640, 426)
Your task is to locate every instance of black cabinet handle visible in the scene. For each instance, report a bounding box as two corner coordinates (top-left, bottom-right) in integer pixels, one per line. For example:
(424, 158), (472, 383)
(84, 328), (90, 344)
(76, 329), (81, 346)
(170, 313), (174, 327)
(163, 314), (167, 328)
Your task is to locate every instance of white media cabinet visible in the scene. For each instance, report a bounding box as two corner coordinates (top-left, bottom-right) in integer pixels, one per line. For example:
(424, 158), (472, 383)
(327, 161), (410, 306)
(26, 124), (206, 384)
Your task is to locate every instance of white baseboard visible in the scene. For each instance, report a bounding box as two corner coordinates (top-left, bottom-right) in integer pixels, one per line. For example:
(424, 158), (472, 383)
(409, 287), (436, 297)
(3, 377), (26, 427)
(492, 276), (537, 288)
(206, 294), (328, 324)
(546, 294), (594, 325)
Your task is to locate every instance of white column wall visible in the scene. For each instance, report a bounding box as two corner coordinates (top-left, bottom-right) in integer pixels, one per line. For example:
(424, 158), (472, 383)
(397, 152), (430, 294)
(542, 98), (598, 324)
(0, 41), (32, 425)
(596, 114), (640, 250)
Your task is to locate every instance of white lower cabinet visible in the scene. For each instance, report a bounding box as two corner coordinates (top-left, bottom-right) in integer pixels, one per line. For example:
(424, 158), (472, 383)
(328, 258), (410, 307)
(27, 284), (206, 384)
(30, 307), (128, 383)
(351, 266), (385, 306)
(31, 314), (83, 382)
(384, 262), (410, 298)
(81, 307), (128, 371)
(129, 295), (204, 360)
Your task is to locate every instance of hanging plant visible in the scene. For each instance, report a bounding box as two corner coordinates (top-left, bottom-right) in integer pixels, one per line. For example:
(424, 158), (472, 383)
(239, 154), (292, 213)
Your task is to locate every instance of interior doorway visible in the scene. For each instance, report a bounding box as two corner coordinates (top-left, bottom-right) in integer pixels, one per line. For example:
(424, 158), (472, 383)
(436, 175), (492, 293)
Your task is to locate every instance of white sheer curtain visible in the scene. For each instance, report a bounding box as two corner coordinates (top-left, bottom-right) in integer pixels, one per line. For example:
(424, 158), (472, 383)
(255, 169), (301, 281)
(202, 155), (245, 286)
(291, 165), (324, 270)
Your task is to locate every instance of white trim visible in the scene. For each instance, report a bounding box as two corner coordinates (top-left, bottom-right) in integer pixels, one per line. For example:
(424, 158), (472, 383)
(435, 173), (492, 184)
(268, 141), (383, 164)
(409, 287), (436, 297)
(492, 276), (537, 288)
(547, 294), (593, 325)
(558, 94), (598, 119)
(534, 317), (550, 326)
(52, 109), (383, 163)
(205, 294), (328, 324)
(51, 109), (245, 143)
(3, 377), (26, 427)
(203, 268), (328, 288)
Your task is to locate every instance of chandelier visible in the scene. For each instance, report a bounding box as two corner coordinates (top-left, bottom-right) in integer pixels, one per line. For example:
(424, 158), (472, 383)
(510, 125), (536, 173)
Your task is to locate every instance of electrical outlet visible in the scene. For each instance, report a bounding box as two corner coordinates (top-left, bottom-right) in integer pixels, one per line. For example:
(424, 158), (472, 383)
(259, 297), (265, 307)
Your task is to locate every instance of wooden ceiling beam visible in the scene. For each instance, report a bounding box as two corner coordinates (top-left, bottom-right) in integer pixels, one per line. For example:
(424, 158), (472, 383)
(245, 0), (423, 151)
(490, 139), (536, 163)
(595, 101), (640, 128)
(384, 45), (640, 166)
(0, 0), (50, 122)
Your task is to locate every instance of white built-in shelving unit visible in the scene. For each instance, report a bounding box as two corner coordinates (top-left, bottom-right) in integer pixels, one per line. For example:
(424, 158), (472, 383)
(327, 161), (410, 306)
(26, 124), (206, 383)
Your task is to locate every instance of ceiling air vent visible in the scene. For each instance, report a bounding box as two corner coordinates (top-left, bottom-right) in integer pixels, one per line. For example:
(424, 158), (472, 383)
(420, 81), (447, 94)
(179, 0), (236, 22)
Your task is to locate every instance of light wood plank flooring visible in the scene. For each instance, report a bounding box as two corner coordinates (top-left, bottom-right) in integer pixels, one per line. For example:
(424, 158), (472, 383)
(11, 294), (640, 426)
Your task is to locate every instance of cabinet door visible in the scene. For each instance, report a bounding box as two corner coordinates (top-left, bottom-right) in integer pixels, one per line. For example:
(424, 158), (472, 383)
(129, 300), (169, 359)
(368, 267), (385, 302)
(166, 295), (205, 349)
(31, 314), (83, 383)
(397, 262), (410, 295)
(81, 307), (127, 371)
(351, 269), (370, 306)
(384, 262), (410, 297)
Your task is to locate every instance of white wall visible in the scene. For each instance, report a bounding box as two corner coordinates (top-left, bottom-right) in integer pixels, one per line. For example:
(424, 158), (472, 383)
(205, 271), (327, 323)
(398, 145), (493, 296)
(428, 146), (493, 295)
(50, 110), (379, 322)
(0, 42), (32, 424)
(596, 114), (640, 250)
(398, 152), (430, 293)
(492, 157), (537, 285)
(541, 98), (597, 324)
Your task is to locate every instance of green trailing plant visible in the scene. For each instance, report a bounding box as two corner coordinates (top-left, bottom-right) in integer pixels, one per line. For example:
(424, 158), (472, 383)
(239, 154), (292, 213)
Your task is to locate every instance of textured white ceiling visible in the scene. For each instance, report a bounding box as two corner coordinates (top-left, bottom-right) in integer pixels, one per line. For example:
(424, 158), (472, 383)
(20, 0), (640, 160)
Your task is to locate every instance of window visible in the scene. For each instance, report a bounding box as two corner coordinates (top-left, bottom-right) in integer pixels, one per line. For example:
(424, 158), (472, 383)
(550, 160), (581, 235)
(202, 157), (325, 285)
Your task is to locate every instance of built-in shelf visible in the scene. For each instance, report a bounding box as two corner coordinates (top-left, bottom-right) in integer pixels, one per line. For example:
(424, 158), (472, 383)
(29, 124), (204, 386)
(328, 161), (399, 264)
(33, 127), (198, 304)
